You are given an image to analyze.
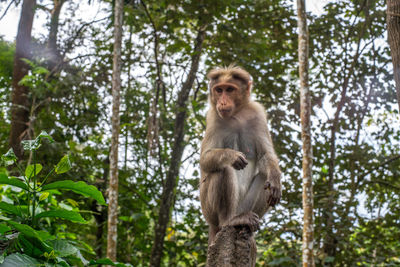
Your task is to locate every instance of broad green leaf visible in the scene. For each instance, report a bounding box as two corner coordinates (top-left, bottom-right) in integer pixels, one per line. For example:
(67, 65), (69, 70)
(75, 250), (89, 266)
(20, 131), (54, 152)
(55, 155), (71, 174)
(1, 253), (40, 267)
(21, 140), (38, 151)
(18, 234), (48, 258)
(7, 221), (54, 241)
(0, 202), (21, 216)
(0, 223), (11, 234)
(39, 192), (50, 202)
(0, 173), (28, 190)
(36, 209), (87, 223)
(49, 239), (78, 257)
(25, 164), (42, 178)
(1, 149), (17, 166)
(35, 130), (54, 143)
(42, 180), (106, 205)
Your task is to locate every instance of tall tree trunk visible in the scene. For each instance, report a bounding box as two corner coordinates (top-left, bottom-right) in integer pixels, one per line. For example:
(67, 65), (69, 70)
(387, 0), (400, 112)
(9, 0), (36, 158)
(149, 26), (206, 267)
(107, 0), (124, 262)
(47, 0), (66, 70)
(297, 0), (314, 266)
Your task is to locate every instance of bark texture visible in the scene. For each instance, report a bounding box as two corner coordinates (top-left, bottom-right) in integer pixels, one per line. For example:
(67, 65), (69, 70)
(207, 226), (256, 267)
(297, 1), (314, 266)
(149, 26), (206, 267)
(387, 0), (400, 112)
(9, 0), (36, 158)
(107, 0), (124, 262)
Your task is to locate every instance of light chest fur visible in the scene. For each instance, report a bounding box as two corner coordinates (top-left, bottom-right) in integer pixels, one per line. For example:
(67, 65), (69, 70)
(216, 122), (259, 201)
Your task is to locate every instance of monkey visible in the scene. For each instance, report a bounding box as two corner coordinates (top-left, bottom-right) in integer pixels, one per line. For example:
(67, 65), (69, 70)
(199, 65), (282, 246)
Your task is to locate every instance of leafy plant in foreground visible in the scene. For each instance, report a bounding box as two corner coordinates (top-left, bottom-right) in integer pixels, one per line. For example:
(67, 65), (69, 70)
(0, 131), (124, 266)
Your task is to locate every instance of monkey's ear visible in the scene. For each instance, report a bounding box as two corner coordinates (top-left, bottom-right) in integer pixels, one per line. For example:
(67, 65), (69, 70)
(247, 81), (253, 96)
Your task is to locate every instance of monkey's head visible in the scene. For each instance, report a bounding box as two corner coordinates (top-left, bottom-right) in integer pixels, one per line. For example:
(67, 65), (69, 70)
(207, 65), (252, 119)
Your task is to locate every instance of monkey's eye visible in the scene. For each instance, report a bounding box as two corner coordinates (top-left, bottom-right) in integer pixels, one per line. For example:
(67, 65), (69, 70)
(226, 87), (235, 93)
(215, 87), (223, 93)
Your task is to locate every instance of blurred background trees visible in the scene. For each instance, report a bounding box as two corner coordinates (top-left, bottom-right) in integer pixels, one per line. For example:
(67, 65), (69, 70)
(0, 0), (399, 266)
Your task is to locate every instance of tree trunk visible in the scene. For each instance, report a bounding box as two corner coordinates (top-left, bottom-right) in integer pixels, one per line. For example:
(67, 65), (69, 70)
(297, 0), (314, 266)
(47, 0), (66, 70)
(387, 0), (400, 112)
(107, 0), (123, 262)
(149, 26), (206, 267)
(207, 226), (256, 267)
(9, 0), (36, 158)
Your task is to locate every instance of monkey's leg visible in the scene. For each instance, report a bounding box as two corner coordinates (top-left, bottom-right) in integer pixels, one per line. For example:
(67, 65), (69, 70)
(201, 168), (239, 231)
(237, 173), (264, 215)
(228, 173), (265, 232)
(207, 168), (239, 227)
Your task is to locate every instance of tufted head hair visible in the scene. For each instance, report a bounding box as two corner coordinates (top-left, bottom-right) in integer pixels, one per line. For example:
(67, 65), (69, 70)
(207, 64), (252, 92)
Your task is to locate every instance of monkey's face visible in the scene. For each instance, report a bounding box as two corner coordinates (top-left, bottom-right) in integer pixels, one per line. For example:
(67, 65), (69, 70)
(211, 83), (242, 119)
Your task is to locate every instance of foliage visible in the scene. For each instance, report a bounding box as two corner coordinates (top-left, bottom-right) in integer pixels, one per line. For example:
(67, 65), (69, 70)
(0, 132), (110, 266)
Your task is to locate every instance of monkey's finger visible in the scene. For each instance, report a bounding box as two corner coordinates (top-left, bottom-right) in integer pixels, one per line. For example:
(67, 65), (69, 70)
(273, 191), (281, 206)
(269, 197), (278, 207)
(233, 157), (247, 169)
(232, 162), (240, 169)
(264, 181), (271, 190)
(238, 155), (248, 166)
(268, 189), (281, 206)
(232, 161), (244, 170)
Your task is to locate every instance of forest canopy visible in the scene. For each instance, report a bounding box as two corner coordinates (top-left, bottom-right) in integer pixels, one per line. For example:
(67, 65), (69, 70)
(0, 0), (399, 266)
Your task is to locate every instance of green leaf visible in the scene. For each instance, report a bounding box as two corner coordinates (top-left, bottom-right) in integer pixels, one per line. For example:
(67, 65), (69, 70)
(0, 173), (29, 190)
(324, 256), (335, 263)
(0, 253), (41, 267)
(42, 180), (106, 205)
(1, 149), (17, 166)
(0, 223), (11, 234)
(36, 130), (54, 143)
(36, 210), (87, 223)
(18, 234), (48, 258)
(39, 192), (50, 202)
(0, 202), (21, 216)
(21, 140), (38, 151)
(7, 221), (54, 241)
(21, 131), (54, 151)
(25, 164), (42, 179)
(49, 239), (78, 257)
(55, 155), (71, 174)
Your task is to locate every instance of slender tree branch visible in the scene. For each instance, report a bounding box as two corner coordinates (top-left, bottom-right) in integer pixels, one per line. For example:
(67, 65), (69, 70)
(0, 0), (17, 21)
(358, 155), (400, 181)
(139, 0), (165, 106)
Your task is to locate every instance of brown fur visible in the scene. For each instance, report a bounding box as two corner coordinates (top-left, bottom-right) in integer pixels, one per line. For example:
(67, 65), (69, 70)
(200, 65), (282, 246)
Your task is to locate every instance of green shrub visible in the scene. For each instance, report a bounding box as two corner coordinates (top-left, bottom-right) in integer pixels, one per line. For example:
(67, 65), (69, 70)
(0, 131), (119, 266)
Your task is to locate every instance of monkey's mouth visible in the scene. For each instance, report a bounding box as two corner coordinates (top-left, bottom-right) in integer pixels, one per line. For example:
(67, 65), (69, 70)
(218, 109), (232, 118)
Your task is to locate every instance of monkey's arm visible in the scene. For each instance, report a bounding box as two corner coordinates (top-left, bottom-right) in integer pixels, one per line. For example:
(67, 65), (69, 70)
(258, 153), (281, 206)
(200, 148), (248, 173)
(255, 124), (282, 207)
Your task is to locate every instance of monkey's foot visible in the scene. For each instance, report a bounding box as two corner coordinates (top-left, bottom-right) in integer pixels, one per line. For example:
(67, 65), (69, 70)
(228, 212), (260, 232)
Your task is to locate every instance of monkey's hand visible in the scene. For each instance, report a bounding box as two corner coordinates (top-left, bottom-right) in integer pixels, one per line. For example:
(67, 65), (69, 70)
(264, 169), (282, 207)
(231, 151), (248, 170)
